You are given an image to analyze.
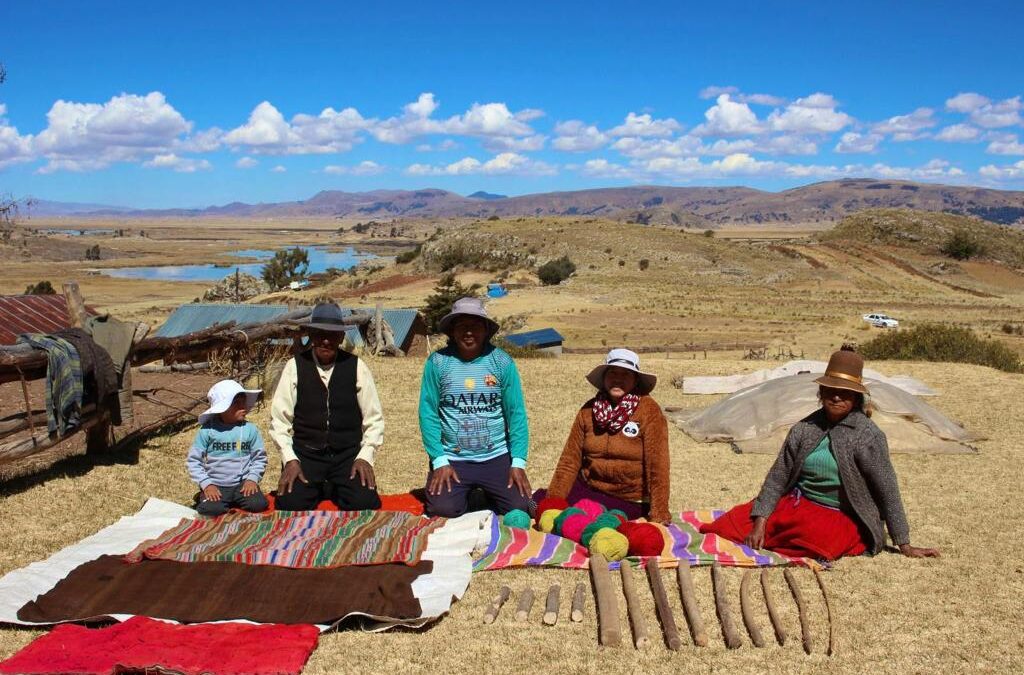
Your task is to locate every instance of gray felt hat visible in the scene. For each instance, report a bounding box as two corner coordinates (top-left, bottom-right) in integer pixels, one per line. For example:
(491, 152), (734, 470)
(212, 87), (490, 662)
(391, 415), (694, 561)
(437, 297), (499, 338)
(303, 303), (350, 332)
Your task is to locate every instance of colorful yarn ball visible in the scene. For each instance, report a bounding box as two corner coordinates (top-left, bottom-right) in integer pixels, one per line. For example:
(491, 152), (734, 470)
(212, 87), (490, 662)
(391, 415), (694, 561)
(537, 509), (562, 533)
(573, 498), (607, 520)
(552, 507), (584, 536)
(580, 513), (620, 548)
(502, 509), (532, 529)
(624, 522), (665, 557)
(561, 513), (594, 543)
(589, 527), (629, 561)
(607, 509), (629, 526)
(535, 496), (569, 516)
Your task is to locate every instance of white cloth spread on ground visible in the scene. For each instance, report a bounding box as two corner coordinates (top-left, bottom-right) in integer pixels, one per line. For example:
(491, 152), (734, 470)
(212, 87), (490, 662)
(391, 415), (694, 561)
(0, 498), (488, 632)
(681, 360), (937, 396)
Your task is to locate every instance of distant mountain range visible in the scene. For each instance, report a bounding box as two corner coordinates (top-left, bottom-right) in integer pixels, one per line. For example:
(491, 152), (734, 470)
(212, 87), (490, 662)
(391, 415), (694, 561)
(25, 180), (1024, 227)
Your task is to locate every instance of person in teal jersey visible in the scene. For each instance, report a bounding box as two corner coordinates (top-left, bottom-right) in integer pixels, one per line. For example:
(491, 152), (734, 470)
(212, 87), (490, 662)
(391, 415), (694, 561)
(419, 297), (531, 517)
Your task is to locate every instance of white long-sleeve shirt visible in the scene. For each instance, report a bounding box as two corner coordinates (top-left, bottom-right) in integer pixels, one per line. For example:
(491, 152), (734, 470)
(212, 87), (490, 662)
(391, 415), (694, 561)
(269, 355), (384, 465)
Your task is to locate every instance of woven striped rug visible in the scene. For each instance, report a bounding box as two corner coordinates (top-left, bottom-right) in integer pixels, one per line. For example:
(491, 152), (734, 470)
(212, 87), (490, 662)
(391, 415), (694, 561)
(472, 509), (821, 571)
(126, 510), (444, 568)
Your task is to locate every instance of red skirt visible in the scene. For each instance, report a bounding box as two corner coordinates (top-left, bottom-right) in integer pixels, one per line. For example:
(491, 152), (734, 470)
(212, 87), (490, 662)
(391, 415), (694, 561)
(699, 491), (867, 561)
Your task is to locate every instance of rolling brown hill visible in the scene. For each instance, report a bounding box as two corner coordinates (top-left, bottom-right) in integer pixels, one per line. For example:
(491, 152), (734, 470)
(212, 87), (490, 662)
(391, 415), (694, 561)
(33, 179), (1024, 227)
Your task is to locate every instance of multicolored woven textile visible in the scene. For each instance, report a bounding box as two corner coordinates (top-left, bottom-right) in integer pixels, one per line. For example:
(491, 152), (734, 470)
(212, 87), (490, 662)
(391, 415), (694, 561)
(473, 509), (821, 571)
(126, 510), (444, 568)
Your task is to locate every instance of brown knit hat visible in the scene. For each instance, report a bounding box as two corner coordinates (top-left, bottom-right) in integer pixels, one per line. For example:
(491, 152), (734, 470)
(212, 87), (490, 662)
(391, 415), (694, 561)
(814, 349), (869, 394)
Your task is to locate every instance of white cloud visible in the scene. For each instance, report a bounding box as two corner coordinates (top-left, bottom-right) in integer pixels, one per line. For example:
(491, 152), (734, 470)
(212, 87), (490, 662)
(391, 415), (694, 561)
(835, 131), (883, 154)
(608, 112), (681, 137)
(0, 104), (34, 169)
(699, 86), (786, 106)
(946, 92), (990, 113)
(873, 107), (936, 141)
(371, 94), (540, 148)
(223, 101), (370, 154)
(271, 165), (287, 173)
(235, 156), (258, 169)
(405, 152), (555, 176)
(142, 153), (212, 172)
(580, 158), (637, 179)
(767, 93), (852, 134)
(610, 135), (701, 158)
(323, 160), (385, 175)
(416, 139), (460, 152)
(935, 124), (981, 142)
(552, 120), (608, 152)
(404, 92), (438, 118)
(694, 94), (762, 136)
(482, 134), (547, 152)
(986, 133), (1024, 155)
(979, 160), (1024, 179)
(612, 133), (814, 159)
(32, 92), (193, 172)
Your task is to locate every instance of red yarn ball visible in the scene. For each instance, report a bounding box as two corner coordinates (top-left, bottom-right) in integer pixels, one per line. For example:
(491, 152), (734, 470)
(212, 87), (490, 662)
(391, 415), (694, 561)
(625, 522), (665, 557)
(561, 513), (594, 543)
(536, 497), (569, 516)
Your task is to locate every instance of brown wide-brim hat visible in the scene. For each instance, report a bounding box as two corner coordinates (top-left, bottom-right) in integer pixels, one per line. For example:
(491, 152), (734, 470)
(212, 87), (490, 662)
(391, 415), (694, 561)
(814, 349), (870, 395)
(438, 297), (499, 339)
(585, 348), (657, 395)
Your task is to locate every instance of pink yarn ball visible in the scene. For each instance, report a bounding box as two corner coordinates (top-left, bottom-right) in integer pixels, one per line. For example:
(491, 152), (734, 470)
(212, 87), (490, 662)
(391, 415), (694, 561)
(573, 498), (607, 520)
(561, 513), (594, 543)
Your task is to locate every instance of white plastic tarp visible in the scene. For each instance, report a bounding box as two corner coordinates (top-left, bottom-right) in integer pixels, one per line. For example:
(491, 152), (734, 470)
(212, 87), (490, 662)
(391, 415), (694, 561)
(681, 360), (937, 396)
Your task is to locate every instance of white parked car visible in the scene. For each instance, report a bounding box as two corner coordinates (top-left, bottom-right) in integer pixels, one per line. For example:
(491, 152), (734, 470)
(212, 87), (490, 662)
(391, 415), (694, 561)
(863, 312), (899, 328)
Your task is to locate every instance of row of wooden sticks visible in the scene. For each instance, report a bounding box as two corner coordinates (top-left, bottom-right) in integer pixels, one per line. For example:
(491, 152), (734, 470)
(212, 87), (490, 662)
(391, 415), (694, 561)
(483, 555), (834, 655)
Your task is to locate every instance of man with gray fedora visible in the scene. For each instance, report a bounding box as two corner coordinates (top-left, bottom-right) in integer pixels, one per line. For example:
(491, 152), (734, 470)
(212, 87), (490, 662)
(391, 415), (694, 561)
(269, 303), (384, 511)
(418, 297), (532, 517)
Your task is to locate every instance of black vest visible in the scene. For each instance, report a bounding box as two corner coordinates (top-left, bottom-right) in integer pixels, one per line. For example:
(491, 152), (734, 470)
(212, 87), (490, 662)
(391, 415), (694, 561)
(292, 349), (363, 458)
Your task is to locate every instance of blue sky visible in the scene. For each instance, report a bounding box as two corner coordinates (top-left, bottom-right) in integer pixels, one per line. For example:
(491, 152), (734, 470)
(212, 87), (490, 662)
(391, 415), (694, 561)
(2, 1), (1023, 208)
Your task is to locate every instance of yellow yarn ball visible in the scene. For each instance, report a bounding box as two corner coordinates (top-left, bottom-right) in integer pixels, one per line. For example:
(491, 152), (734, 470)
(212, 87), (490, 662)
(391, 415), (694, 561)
(588, 527), (629, 561)
(538, 509), (562, 533)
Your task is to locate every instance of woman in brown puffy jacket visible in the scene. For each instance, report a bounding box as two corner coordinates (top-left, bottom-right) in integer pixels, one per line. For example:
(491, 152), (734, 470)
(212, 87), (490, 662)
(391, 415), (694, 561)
(543, 348), (672, 523)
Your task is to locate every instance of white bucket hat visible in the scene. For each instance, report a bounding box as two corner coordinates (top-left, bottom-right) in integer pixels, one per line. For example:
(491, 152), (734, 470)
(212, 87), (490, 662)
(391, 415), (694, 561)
(198, 379), (261, 425)
(586, 348), (657, 395)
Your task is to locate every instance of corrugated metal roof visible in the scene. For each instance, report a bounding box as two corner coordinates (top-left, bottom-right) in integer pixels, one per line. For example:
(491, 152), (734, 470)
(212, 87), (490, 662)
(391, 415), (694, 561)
(155, 304), (292, 338)
(503, 328), (564, 348)
(342, 308), (422, 348)
(0, 295), (99, 345)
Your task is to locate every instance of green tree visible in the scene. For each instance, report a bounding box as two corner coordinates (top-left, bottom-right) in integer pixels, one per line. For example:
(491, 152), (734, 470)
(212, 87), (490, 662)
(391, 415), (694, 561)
(941, 229), (984, 260)
(537, 255), (576, 285)
(24, 280), (56, 295)
(260, 247), (310, 290)
(422, 273), (481, 333)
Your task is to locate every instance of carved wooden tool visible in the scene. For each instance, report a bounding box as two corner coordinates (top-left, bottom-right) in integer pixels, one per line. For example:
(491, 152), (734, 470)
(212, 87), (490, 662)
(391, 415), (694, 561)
(619, 562), (650, 649)
(515, 587), (535, 622)
(647, 563), (683, 650)
(740, 570), (766, 647)
(543, 584), (561, 626)
(711, 564), (742, 649)
(676, 563), (708, 647)
(570, 582), (587, 622)
(761, 570), (787, 646)
(483, 585), (511, 624)
(590, 553), (621, 647)
(784, 568), (813, 655)
(814, 569), (835, 656)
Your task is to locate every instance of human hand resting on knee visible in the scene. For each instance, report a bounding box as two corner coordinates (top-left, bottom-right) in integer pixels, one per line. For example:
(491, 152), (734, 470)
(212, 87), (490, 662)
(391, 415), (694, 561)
(240, 480), (259, 497)
(350, 459), (376, 489)
(507, 467), (531, 498)
(428, 465), (460, 495)
(202, 485), (222, 502)
(745, 516), (767, 550)
(278, 460), (308, 495)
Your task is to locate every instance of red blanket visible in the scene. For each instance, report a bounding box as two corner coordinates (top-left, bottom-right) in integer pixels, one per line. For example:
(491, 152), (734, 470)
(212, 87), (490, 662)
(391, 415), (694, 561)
(0, 616), (319, 675)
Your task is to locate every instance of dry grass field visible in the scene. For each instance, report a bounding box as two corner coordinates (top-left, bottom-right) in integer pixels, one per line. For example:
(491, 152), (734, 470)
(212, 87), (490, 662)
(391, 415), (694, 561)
(0, 354), (1022, 673)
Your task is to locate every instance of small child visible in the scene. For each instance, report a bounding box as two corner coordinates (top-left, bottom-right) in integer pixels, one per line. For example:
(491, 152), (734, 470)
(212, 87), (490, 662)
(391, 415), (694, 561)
(187, 379), (269, 517)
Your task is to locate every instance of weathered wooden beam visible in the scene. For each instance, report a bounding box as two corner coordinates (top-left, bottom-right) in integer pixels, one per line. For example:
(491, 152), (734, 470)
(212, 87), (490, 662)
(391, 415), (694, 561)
(761, 570), (787, 646)
(590, 552), (621, 647)
(570, 582), (587, 622)
(785, 568), (813, 655)
(483, 585), (511, 624)
(620, 563), (650, 649)
(543, 584), (561, 626)
(676, 563), (708, 647)
(711, 564), (742, 649)
(740, 570), (766, 647)
(647, 562), (683, 650)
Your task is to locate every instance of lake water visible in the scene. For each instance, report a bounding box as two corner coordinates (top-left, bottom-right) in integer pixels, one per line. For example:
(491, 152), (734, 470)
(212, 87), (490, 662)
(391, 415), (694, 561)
(40, 227), (115, 236)
(103, 246), (374, 281)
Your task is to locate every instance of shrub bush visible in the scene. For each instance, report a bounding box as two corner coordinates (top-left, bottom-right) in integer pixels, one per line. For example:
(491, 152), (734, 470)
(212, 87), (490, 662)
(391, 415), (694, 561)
(860, 323), (1022, 373)
(638, 258), (650, 271)
(422, 273), (481, 332)
(24, 280), (56, 295)
(395, 244), (422, 264)
(537, 256), (576, 285)
(941, 230), (984, 260)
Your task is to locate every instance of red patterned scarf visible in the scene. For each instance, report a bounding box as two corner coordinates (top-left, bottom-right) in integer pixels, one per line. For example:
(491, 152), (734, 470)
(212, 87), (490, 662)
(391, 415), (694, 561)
(592, 392), (639, 434)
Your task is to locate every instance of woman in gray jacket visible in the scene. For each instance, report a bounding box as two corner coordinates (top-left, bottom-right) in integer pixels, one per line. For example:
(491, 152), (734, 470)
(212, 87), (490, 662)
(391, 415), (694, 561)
(701, 348), (940, 560)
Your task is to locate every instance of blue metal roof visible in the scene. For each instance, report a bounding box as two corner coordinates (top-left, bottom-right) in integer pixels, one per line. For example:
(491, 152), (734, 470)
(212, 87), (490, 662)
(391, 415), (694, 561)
(155, 304), (292, 338)
(503, 327), (563, 348)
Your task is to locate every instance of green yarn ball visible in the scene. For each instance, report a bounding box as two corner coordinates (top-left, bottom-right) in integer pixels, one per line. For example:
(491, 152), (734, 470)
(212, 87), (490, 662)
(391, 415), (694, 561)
(580, 513), (623, 548)
(552, 507), (584, 536)
(502, 509), (532, 529)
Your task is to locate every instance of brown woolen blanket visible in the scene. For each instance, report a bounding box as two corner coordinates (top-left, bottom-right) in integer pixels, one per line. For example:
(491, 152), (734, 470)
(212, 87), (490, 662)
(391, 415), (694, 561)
(18, 555), (429, 625)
